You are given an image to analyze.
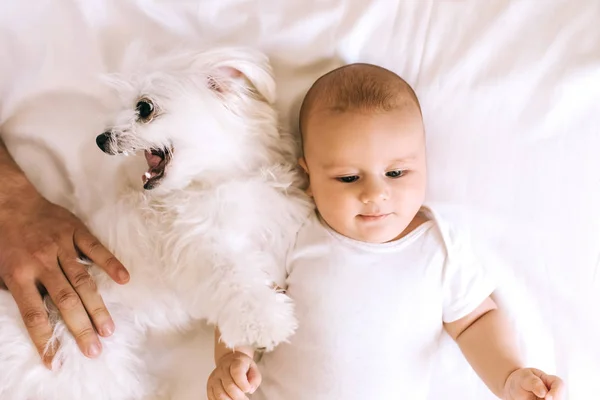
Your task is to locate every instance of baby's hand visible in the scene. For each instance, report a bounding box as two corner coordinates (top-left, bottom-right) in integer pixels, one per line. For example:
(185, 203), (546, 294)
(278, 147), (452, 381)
(207, 352), (261, 400)
(503, 368), (565, 400)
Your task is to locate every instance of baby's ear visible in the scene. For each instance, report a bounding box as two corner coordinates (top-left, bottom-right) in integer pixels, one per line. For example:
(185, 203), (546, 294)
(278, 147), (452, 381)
(298, 157), (309, 174)
(201, 48), (276, 104)
(298, 157), (313, 197)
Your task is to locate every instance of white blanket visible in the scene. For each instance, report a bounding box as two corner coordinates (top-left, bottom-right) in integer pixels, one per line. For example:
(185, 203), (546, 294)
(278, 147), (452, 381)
(1, 0), (598, 398)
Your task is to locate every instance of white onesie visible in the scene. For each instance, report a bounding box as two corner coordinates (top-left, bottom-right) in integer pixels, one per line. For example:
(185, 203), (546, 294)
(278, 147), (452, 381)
(251, 208), (495, 400)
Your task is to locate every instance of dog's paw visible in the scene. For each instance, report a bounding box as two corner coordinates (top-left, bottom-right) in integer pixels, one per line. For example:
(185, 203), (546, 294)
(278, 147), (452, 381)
(217, 290), (297, 351)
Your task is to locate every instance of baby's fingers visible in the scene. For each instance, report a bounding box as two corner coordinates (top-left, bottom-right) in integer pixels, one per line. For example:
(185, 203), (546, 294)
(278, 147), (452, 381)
(545, 375), (565, 400)
(246, 361), (262, 394)
(221, 372), (249, 400)
(528, 368), (565, 400)
(229, 356), (256, 394)
(209, 380), (240, 400)
(520, 373), (548, 398)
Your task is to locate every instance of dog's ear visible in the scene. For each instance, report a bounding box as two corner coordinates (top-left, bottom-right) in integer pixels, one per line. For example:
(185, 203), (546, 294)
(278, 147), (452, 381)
(202, 48), (277, 105)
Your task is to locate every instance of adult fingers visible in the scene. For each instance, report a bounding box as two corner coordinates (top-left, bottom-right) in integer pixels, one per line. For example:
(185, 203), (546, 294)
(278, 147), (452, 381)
(4, 266), (56, 367)
(58, 250), (114, 337)
(40, 265), (102, 358)
(73, 229), (129, 284)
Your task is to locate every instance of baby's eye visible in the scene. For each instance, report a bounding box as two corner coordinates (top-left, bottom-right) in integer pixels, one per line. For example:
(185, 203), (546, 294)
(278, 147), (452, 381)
(386, 170), (405, 178)
(336, 175), (359, 183)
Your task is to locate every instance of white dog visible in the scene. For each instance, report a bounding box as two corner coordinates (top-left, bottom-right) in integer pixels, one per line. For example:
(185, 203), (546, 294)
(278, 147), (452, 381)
(0, 46), (312, 400)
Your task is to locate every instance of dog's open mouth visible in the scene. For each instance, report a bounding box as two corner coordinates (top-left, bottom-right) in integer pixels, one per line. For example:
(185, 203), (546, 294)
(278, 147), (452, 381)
(142, 147), (172, 190)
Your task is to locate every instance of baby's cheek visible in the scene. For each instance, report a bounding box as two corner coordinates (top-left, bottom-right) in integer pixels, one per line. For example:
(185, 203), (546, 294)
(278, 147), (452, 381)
(315, 199), (344, 225)
(394, 178), (424, 199)
(312, 183), (337, 205)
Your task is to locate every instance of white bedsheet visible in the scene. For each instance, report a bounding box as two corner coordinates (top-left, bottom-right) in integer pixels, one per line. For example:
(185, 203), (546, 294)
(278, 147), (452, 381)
(1, 0), (599, 399)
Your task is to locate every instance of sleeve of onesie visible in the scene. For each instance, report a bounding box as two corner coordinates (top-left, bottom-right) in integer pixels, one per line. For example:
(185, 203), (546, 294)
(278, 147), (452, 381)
(441, 232), (496, 323)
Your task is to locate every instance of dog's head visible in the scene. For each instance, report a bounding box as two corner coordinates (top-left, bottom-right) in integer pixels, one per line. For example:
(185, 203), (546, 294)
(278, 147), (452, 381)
(97, 47), (282, 191)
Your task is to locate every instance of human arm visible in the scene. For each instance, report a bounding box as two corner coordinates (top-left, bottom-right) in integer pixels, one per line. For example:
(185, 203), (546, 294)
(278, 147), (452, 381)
(0, 137), (130, 366)
(207, 327), (261, 400)
(444, 297), (564, 399)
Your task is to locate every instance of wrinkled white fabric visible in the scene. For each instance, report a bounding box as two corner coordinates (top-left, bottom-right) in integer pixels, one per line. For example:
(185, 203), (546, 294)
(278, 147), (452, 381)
(0, 1), (598, 398)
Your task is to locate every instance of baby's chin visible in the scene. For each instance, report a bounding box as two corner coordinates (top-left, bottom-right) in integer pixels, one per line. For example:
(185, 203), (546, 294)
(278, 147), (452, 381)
(355, 230), (405, 244)
(341, 223), (409, 244)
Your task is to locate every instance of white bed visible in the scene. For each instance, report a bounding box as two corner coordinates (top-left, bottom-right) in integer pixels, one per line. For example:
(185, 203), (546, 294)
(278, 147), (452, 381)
(1, 0), (599, 398)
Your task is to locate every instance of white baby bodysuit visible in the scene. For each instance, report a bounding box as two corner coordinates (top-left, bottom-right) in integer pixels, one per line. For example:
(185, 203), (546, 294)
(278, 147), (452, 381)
(252, 208), (495, 400)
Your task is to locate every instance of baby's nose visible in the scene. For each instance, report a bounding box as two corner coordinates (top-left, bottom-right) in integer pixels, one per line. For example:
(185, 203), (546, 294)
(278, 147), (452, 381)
(360, 180), (389, 203)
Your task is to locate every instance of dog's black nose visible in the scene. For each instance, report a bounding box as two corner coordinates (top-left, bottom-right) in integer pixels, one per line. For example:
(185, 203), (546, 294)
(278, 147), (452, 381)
(96, 132), (111, 151)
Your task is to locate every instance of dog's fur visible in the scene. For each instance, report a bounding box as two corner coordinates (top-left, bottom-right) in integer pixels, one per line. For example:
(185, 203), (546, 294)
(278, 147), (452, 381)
(0, 47), (312, 400)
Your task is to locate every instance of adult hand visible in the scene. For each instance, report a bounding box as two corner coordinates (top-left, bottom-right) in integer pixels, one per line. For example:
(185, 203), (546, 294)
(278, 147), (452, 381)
(0, 188), (129, 368)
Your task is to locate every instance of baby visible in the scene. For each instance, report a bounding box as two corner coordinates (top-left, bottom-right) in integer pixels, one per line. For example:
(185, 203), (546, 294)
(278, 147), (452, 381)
(206, 64), (564, 400)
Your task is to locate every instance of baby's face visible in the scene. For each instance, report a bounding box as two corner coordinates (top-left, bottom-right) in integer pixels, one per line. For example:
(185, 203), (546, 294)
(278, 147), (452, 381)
(301, 108), (426, 243)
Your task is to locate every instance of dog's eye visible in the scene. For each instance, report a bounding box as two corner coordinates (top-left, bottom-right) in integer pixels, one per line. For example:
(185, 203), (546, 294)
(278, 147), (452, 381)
(136, 99), (155, 121)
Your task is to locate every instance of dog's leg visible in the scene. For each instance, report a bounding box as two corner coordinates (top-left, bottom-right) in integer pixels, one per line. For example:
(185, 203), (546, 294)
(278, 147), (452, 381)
(202, 252), (297, 352)
(217, 282), (297, 352)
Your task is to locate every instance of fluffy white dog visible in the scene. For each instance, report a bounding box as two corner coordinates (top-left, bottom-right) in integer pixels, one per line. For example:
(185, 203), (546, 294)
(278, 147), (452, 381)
(0, 46), (312, 400)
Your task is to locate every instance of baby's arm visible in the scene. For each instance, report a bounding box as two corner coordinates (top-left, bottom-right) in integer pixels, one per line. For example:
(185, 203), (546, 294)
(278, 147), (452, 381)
(444, 297), (564, 400)
(207, 328), (260, 400)
(444, 297), (520, 396)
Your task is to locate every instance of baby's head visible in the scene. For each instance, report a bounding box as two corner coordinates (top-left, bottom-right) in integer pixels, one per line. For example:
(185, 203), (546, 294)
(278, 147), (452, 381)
(299, 63), (426, 243)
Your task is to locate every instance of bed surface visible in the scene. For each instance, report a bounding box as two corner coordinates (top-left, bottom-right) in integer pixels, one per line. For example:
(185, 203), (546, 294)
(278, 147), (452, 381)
(1, 1), (599, 398)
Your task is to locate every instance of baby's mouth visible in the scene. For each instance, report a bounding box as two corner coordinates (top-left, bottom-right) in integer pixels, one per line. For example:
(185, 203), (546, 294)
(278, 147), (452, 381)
(142, 147), (172, 190)
(358, 213), (391, 222)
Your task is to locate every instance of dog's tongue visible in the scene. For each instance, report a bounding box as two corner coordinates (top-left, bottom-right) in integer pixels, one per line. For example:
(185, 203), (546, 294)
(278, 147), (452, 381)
(142, 150), (164, 185)
(145, 150), (162, 169)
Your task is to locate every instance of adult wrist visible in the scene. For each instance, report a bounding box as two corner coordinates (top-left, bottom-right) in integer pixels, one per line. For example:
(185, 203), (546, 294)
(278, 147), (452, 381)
(0, 172), (43, 211)
(0, 140), (43, 208)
